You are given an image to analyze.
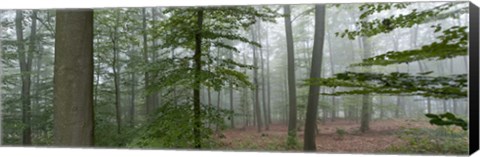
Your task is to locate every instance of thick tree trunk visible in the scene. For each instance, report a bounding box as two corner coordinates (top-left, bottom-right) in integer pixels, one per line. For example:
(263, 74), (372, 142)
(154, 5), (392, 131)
(53, 10), (94, 146)
(16, 10), (33, 145)
(193, 9), (204, 149)
(303, 4), (325, 151)
(284, 5), (297, 147)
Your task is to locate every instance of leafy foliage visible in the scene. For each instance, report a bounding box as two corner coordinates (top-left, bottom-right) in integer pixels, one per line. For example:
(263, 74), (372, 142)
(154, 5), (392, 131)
(425, 112), (468, 130)
(128, 102), (232, 148)
(306, 72), (467, 99)
(337, 2), (468, 39)
(351, 26), (468, 66)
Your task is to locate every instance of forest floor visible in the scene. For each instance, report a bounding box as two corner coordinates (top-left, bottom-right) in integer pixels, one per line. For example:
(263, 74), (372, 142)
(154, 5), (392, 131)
(215, 119), (433, 153)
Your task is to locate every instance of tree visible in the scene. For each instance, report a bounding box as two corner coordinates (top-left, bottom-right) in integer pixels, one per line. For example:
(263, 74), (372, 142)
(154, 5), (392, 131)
(303, 4), (326, 151)
(251, 26), (263, 133)
(53, 10), (94, 146)
(15, 10), (33, 145)
(284, 5), (299, 148)
(146, 6), (277, 148)
(307, 2), (468, 121)
(112, 9), (122, 134)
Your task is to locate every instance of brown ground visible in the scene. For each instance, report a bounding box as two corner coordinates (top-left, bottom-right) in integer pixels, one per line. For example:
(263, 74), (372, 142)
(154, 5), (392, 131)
(215, 119), (432, 153)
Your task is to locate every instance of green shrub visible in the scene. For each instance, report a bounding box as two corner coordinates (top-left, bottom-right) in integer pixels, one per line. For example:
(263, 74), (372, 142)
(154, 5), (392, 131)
(127, 102), (232, 149)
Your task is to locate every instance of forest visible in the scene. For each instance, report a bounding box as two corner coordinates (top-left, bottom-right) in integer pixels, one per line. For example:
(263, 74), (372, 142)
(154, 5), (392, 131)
(0, 2), (471, 155)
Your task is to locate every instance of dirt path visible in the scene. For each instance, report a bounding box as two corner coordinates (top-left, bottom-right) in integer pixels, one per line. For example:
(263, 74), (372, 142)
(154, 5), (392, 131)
(216, 119), (431, 153)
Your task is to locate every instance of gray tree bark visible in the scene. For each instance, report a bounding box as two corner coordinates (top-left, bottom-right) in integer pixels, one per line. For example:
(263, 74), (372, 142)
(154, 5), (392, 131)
(251, 25), (262, 133)
(284, 5), (298, 147)
(16, 10), (33, 145)
(303, 4), (325, 151)
(53, 10), (94, 146)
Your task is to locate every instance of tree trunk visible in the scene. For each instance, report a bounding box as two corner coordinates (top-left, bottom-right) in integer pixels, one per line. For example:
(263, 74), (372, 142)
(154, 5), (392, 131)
(129, 72), (136, 127)
(53, 10), (94, 146)
(257, 20), (269, 131)
(16, 10), (33, 145)
(142, 8), (155, 117)
(265, 24), (272, 125)
(193, 9), (204, 149)
(359, 36), (371, 133)
(326, 29), (336, 122)
(229, 51), (235, 128)
(112, 10), (122, 134)
(251, 26), (262, 133)
(303, 4), (325, 151)
(284, 5), (297, 147)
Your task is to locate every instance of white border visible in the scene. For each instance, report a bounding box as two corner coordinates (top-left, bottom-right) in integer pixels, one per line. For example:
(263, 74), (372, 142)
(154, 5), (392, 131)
(0, 0), (478, 157)
(0, 0), (466, 9)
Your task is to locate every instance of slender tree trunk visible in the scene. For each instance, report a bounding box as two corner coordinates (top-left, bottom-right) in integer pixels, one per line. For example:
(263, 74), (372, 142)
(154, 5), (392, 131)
(359, 35), (371, 133)
(257, 21), (269, 131)
(53, 10), (94, 146)
(16, 10), (33, 145)
(265, 24), (272, 125)
(193, 9), (204, 149)
(229, 51), (235, 128)
(251, 26), (262, 133)
(284, 5), (297, 147)
(303, 4), (325, 151)
(326, 30), (336, 122)
(129, 72), (136, 127)
(143, 8), (155, 117)
(112, 10), (122, 134)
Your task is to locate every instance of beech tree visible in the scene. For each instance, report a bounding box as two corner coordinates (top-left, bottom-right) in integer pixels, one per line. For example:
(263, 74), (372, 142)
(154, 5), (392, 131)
(53, 10), (94, 146)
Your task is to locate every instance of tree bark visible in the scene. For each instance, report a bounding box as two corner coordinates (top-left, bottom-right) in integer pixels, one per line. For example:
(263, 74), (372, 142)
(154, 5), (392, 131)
(53, 10), (94, 146)
(16, 10), (33, 145)
(251, 26), (262, 133)
(112, 9), (122, 134)
(359, 36), (371, 132)
(265, 24), (272, 125)
(257, 20), (269, 131)
(326, 29), (336, 122)
(303, 4), (325, 151)
(193, 9), (204, 148)
(142, 8), (155, 117)
(284, 5), (297, 147)
(229, 51), (235, 128)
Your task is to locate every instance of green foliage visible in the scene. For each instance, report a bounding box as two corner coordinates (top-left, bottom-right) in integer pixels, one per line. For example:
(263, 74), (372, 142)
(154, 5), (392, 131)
(351, 26), (468, 66)
(425, 112), (468, 130)
(127, 102), (232, 149)
(386, 127), (468, 154)
(337, 2), (467, 38)
(144, 6), (278, 93)
(286, 130), (300, 150)
(306, 72), (467, 99)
